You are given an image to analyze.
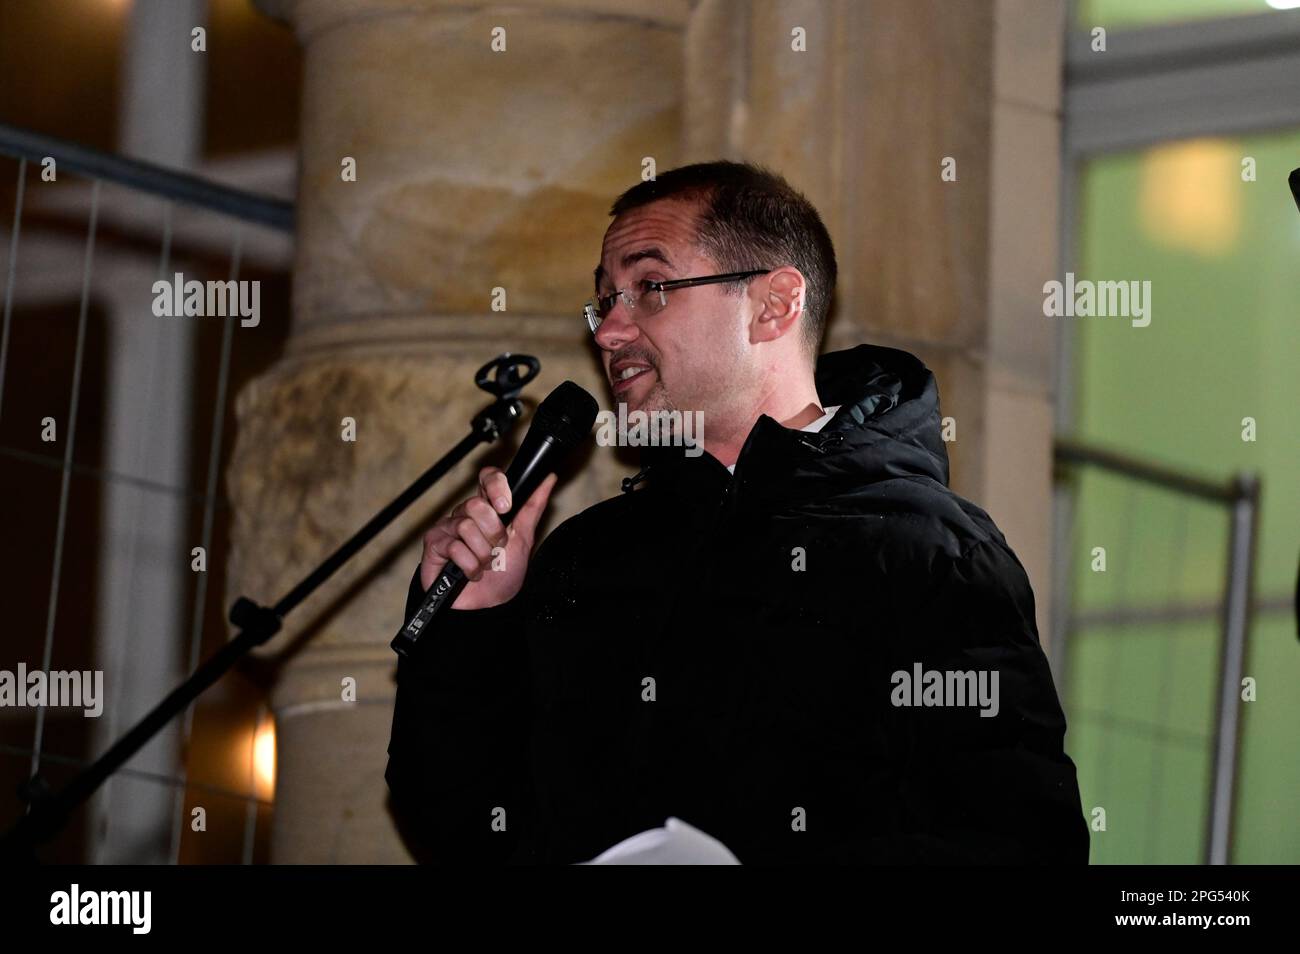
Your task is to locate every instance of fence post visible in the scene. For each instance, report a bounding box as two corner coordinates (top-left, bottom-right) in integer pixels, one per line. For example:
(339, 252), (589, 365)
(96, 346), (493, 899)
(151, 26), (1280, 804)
(1205, 473), (1260, 865)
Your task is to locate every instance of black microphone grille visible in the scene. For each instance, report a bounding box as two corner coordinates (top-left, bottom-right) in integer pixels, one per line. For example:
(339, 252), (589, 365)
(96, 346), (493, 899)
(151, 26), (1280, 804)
(533, 380), (599, 448)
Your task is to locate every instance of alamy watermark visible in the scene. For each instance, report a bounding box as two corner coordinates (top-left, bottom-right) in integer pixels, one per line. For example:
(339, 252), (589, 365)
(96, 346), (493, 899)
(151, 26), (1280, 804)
(0, 664), (103, 717)
(1043, 272), (1151, 328)
(891, 663), (999, 718)
(152, 272), (260, 327)
(595, 403), (704, 457)
(50, 884), (150, 934)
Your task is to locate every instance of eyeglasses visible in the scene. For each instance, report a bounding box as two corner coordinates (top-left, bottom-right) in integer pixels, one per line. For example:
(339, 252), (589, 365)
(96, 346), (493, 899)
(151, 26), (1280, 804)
(583, 269), (770, 335)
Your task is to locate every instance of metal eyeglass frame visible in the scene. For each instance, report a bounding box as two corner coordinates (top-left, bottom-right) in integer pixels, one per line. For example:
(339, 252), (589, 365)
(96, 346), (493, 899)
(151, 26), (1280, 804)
(583, 269), (771, 335)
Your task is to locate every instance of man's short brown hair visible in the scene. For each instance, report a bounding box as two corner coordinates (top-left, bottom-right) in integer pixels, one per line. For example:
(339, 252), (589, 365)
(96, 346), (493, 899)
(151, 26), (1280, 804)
(609, 160), (837, 359)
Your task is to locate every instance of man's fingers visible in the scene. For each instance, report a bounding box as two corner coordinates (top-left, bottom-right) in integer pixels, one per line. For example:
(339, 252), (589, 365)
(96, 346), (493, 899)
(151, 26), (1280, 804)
(462, 496), (507, 547)
(446, 539), (483, 581)
(479, 466), (511, 515)
(454, 516), (496, 565)
(423, 525), (451, 564)
(420, 526), (453, 588)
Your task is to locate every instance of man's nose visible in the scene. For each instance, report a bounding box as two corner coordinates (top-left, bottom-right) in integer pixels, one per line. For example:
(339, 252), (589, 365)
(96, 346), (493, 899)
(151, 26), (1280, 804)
(594, 300), (640, 353)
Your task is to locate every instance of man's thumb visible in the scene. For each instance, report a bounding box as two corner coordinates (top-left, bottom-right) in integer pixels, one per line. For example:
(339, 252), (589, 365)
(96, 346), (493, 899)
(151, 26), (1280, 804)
(513, 471), (558, 537)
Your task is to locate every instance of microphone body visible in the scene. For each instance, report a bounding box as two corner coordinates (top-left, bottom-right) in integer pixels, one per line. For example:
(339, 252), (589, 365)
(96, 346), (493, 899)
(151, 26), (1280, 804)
(391, 381), (597, 657)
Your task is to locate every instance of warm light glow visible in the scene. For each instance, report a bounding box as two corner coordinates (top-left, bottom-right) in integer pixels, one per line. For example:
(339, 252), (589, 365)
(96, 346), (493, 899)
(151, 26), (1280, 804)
(1138, 139), (1242, 257)
(252, 715), (276, 800)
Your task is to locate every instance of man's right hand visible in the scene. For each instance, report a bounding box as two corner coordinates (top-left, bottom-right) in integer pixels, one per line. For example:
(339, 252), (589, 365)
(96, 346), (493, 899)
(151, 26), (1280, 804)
(419, 466), (559, 610)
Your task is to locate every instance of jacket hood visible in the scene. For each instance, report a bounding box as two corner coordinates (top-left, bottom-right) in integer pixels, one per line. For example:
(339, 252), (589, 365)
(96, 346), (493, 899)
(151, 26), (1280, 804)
(624, 344), (950, 504)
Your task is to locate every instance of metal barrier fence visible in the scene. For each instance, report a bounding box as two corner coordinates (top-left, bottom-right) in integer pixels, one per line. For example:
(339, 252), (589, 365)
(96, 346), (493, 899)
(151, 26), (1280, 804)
(0, 122), (292, 863)
(1052, 438), (1261, 865)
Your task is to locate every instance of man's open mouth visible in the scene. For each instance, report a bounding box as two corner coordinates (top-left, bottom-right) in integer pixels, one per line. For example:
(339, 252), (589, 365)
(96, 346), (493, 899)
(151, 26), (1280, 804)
(611, 363), (654, 394)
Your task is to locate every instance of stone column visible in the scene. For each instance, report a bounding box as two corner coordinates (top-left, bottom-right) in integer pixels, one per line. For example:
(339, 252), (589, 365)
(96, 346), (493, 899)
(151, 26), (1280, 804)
(241, 0), (689, 862)
(980, 0), (1066, 645)
(683, 0), (1065, 641)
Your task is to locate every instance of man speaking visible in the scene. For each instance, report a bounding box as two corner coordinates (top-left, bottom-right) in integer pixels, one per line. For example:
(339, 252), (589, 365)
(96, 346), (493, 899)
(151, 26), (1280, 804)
(385, 161), (1089, 864)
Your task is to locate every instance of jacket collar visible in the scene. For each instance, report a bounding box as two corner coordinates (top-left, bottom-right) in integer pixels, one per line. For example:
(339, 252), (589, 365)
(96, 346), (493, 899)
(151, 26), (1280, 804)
(622, 344), (950, 506)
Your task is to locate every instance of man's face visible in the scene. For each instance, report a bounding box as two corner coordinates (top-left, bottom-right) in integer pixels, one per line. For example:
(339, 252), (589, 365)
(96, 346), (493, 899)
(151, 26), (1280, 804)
(593, 199), (754, 425)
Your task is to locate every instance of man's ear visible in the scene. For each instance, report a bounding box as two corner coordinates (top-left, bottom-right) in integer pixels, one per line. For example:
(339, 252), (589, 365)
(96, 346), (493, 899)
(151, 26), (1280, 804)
(749, 266), (806, 344)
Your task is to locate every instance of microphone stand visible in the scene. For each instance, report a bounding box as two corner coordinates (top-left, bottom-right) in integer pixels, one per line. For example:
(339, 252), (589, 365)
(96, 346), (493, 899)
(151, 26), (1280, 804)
(0, 353), (541, 862)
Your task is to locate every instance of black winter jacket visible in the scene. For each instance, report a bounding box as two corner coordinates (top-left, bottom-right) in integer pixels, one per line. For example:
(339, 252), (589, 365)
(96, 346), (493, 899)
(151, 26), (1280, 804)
(385, 344), (1090, 864)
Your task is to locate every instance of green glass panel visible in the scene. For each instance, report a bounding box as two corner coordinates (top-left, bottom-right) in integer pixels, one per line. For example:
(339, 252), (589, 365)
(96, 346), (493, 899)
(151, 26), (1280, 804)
(1068, 129), (1300, 863)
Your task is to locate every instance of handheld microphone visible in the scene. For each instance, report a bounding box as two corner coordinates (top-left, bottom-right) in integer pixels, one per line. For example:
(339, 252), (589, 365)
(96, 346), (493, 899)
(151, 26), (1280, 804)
(390, 380), (599, 657)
